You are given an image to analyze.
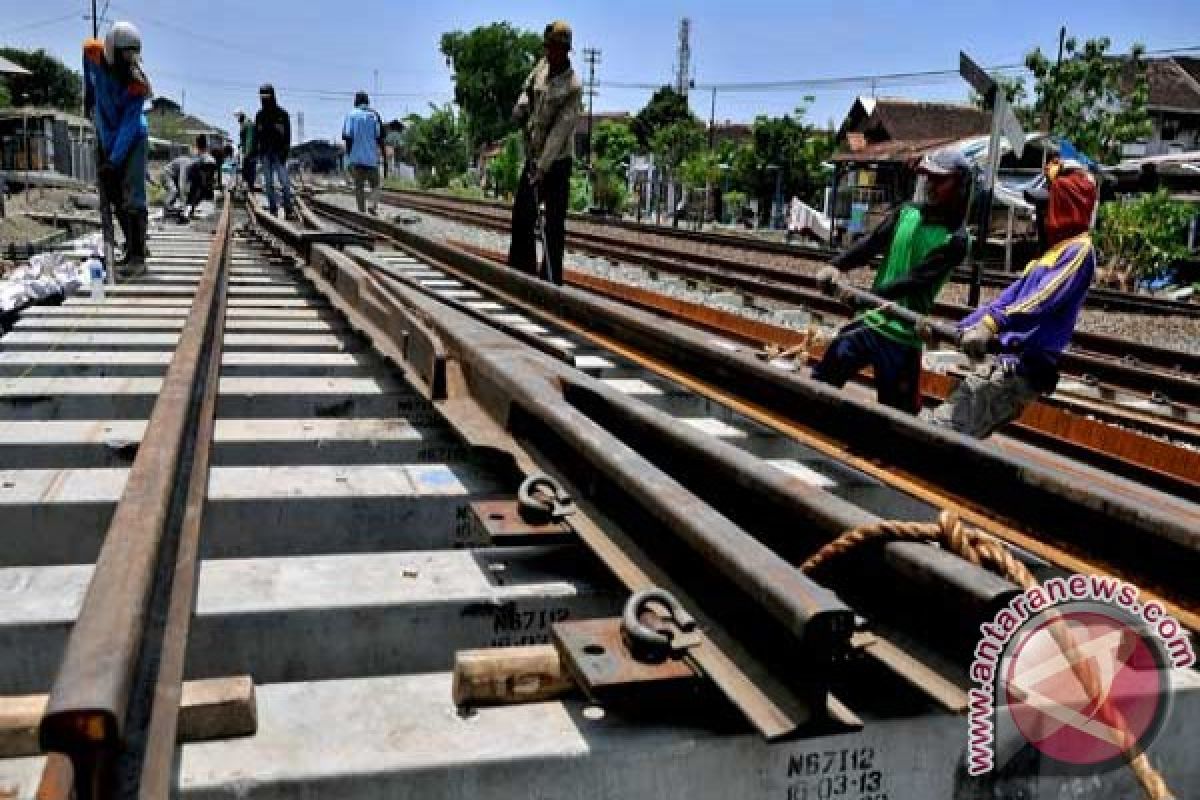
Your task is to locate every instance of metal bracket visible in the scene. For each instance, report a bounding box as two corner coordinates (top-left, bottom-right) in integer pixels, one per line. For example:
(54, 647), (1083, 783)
(517, 474), (576, 522)
(463, 500), (575, 547)
(621, 588), (702, 663)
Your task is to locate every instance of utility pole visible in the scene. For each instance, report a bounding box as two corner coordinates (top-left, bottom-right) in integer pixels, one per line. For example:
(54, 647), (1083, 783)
(674, 18), (691, 97)
(1046, 26), (1067, 135)
(708, 86), (717, 150)
(297, 111), (305, 144)
(582, 48), (601, 164)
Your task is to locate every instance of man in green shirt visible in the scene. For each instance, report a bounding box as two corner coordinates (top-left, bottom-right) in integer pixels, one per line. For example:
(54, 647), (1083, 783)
(813, 148), (972, 413)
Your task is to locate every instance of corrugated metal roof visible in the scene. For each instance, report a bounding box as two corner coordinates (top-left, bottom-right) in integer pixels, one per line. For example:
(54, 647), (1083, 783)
(0, 55), (32, 75)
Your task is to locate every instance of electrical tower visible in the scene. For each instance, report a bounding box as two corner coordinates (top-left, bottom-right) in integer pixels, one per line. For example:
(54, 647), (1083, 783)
(582, 47), (601, 163)
(674, 18), (692, 97)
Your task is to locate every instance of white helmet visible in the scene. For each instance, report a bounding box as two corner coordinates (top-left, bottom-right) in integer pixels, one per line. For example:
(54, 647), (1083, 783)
(103, 21), (142, 66)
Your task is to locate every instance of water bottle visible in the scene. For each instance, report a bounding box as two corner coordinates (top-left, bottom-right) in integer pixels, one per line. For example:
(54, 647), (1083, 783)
(87, 255), (106, 302)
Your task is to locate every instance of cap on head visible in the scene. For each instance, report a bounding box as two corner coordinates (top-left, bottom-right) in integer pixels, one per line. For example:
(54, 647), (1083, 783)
(916, 148), (972, 180)
(354, 90), (370, 108)
(543, 20), (572, 50)
(234, 108), (245, 120)
(259, 84), (276, 102)
(103, 21), (142, 66)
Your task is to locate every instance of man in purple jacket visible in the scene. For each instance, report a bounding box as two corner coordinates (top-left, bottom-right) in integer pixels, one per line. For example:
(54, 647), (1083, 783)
(925, 158), (1099, 438)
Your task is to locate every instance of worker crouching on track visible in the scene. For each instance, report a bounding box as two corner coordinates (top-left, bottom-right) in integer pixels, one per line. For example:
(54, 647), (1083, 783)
(342, 91), (384, 215)
(254, 84), (297, 220)
(84, 21), (151, 277)
(508, 20), (582, 285)
(813, 149), (972, 413)
(161, 134), (208, 221)
(925, 158), (1098, 438)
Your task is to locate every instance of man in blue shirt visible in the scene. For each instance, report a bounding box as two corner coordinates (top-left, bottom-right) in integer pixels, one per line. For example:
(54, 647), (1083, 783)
(83, 21), (151, 275)
(342, 91), (383, 215)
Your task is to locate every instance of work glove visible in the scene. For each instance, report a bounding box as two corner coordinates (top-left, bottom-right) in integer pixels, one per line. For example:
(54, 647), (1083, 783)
(915, 317), (936, 346)
(960, 323), (994, 361)
(816, 265), (841, 296)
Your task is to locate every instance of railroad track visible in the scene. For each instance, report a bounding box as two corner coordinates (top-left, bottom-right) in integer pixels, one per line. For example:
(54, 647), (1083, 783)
(309, 192), (1200, 494)
(374, 187), (1200, 405)
(0, 193), (1196, 798)
(379, 187), (1200, 319)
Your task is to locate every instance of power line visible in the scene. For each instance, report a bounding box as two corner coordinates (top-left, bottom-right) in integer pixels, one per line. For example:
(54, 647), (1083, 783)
(598, 42), (1200, 96)
(5, 11), (82, 35)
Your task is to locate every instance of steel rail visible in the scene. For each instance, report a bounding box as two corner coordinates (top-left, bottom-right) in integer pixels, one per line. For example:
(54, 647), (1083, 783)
(37, 199), (233, 799)
(381, 188), (1200, 383)
(382, 187), (1200, 320)
(307, 196), (1200, 611)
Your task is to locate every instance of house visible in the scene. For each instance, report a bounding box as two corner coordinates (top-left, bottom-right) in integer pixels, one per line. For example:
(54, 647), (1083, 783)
(0, 107), (97, 188)
(709, 120), (753, 147)
(147, 97), (231, 158)
(290, 139), (343, 173)
(1122, 57), (1200, 157)
(828, 98), (993, 243)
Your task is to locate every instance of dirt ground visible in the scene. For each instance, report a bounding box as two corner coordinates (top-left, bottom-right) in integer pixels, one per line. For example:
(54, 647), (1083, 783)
(0, 187), (96, 253)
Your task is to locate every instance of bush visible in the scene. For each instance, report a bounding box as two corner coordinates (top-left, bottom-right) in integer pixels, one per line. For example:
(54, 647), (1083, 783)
(1094, 190), (1194, 289)
(569, 170), (591, 212)
(592, 159), (629, 215)
(723, 190), (747, 223)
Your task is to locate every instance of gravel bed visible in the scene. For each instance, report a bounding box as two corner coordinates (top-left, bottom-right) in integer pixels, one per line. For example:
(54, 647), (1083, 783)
(329, 193), (1200, 357)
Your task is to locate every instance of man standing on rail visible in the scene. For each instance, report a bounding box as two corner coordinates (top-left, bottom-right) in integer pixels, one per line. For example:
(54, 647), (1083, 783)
(925, 157), (1098, 438)
(508, 20), (582, 285)
(234, 109), (257, 191)
(83, 20), (151, 276)
(342, 90), (384, 215)
(812, 148), (972, 413)
(253, 84), (297, 220)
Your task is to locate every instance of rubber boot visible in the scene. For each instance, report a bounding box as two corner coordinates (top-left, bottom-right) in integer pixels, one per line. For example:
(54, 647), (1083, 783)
(117, 211), (148, 280)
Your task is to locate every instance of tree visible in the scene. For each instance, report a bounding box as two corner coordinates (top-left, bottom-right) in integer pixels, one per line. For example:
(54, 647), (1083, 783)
(486, 132), (523, 198)
(650, 119), (704, 226)
(633, 86), (694, 148)
(592, 120), (637, 167)
(650, 119), (704, 176)
(1094, 190), (1194, 289)
(402, 103), (467, 188)
(968, 73), (1037, 128)
(736, 102), (835, 225)
(440, 23), (542, 158)
(0, 48), (82, 112)
(0, 82), (10, 109)
(1025, 37), (1152, 163)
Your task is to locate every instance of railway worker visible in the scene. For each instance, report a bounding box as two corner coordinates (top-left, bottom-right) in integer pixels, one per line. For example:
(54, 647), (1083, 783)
(83, 20), (151, 275)
(342, 90), (384, 215)
(812, 148), (972, 413)
(925, 157), (1098, 438)
(160, 136), (200, 219)
(253, 84), (297, 220)
(507, 20), (583, 285)
(234, 109), (257, 191)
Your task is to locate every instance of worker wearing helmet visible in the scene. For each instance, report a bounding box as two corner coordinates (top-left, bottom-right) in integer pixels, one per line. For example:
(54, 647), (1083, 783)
(83, 20), (151, 276)
(925, 158), (1098, 438)
(813, 148), (973, 413)
(507, 20), (583, 285)
(253, 84), (296, 219)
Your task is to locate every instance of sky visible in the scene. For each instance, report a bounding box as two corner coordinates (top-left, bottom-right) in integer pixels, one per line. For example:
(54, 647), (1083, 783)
(5, 0), (1200, 141)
